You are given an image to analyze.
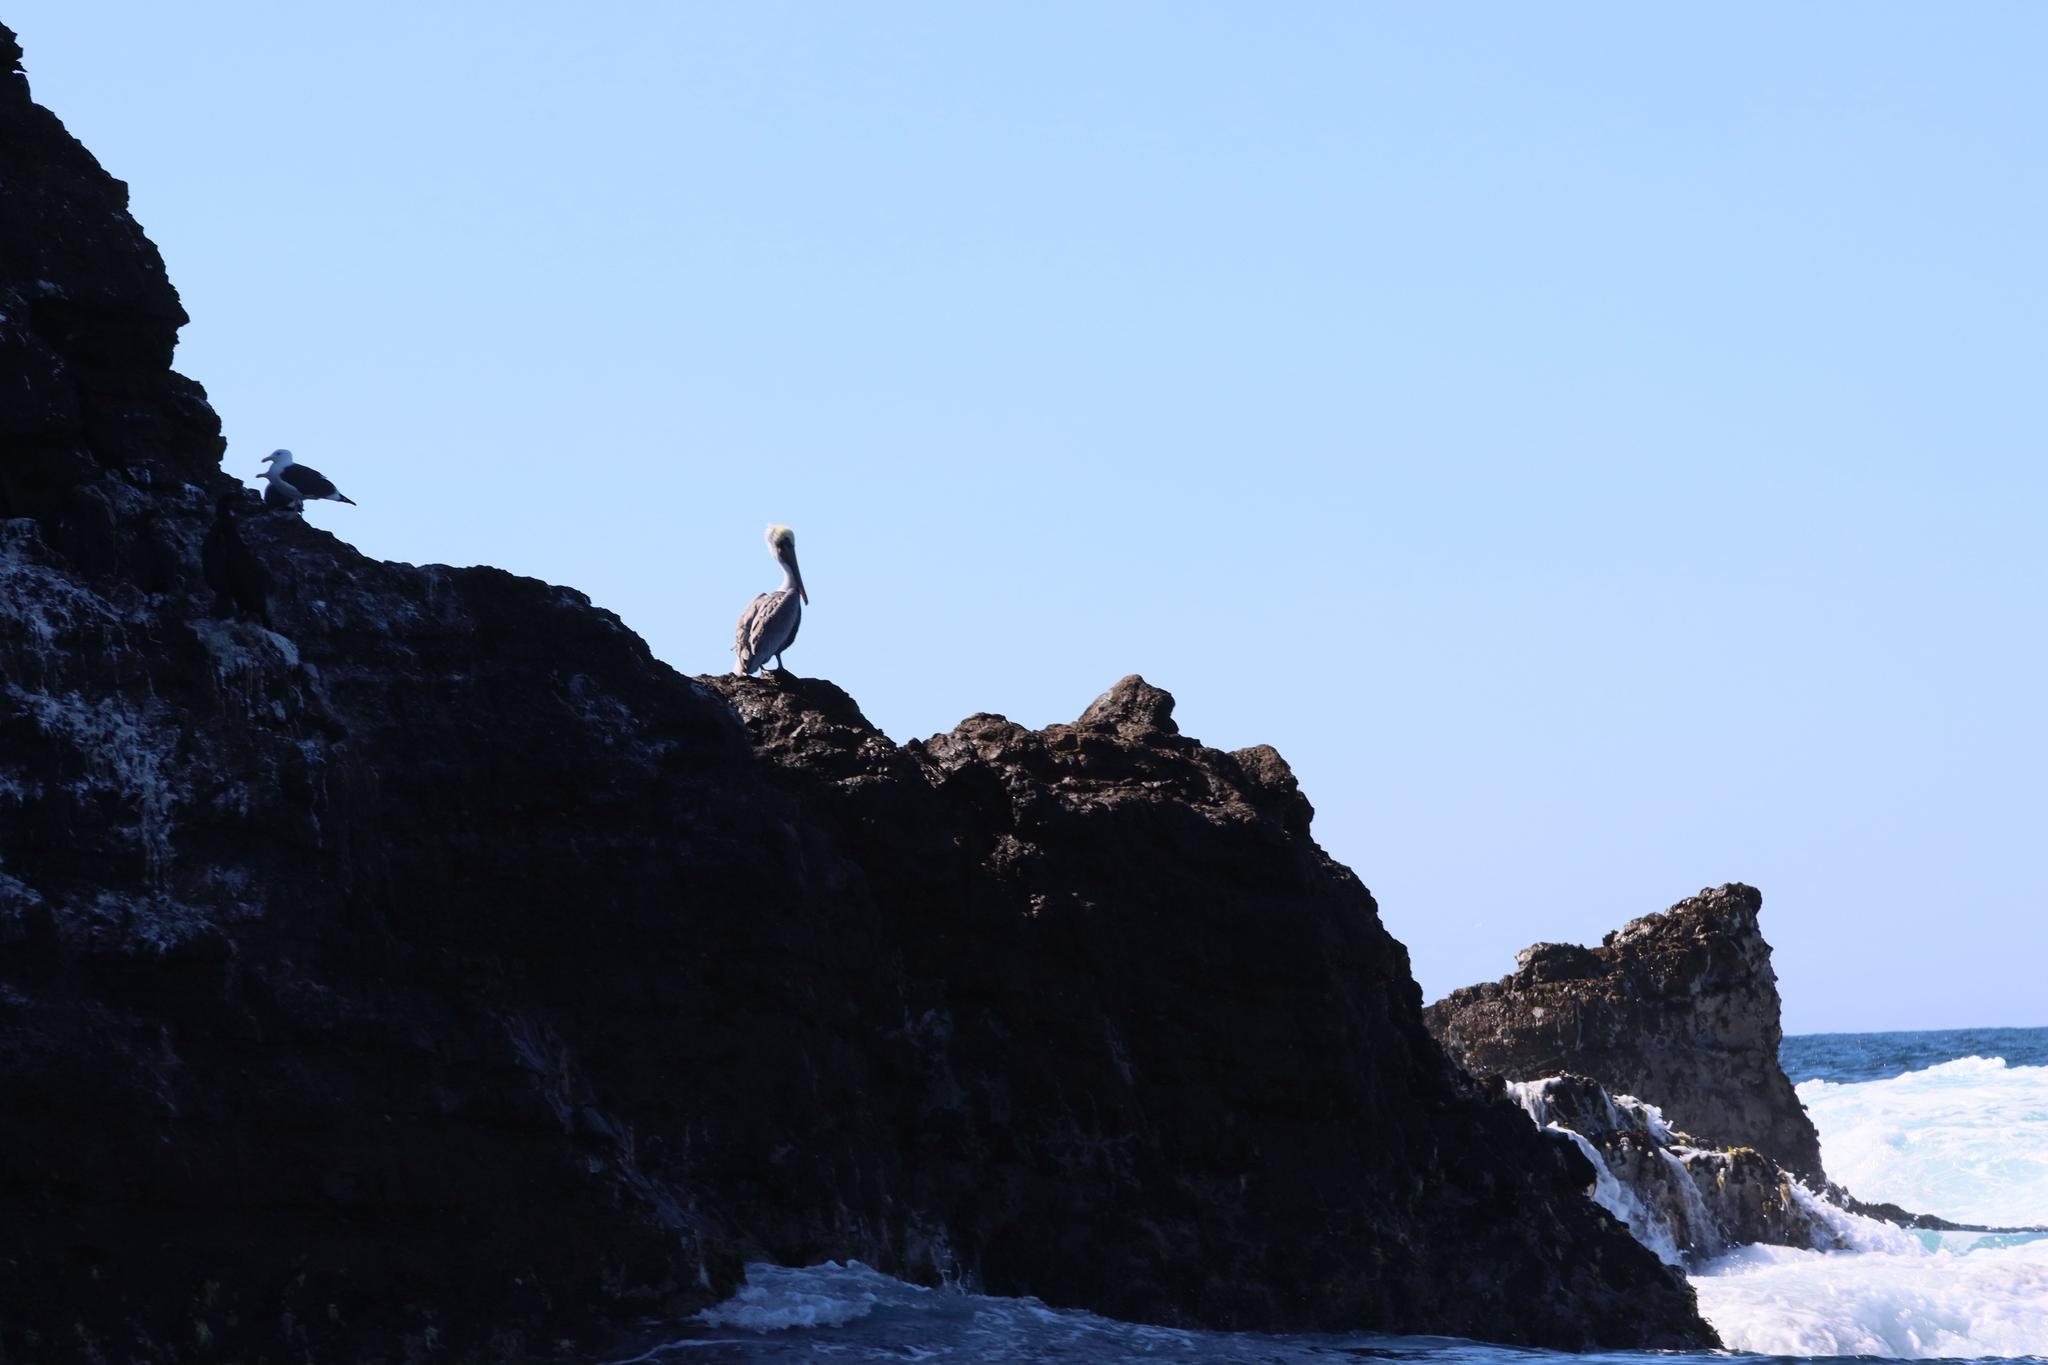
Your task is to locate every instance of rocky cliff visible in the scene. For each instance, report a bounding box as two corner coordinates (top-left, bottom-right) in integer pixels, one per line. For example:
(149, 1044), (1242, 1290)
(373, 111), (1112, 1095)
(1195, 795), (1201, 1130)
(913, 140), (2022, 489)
(1424, 883), (1826, 1186)
(0, 24), (1715, 1361)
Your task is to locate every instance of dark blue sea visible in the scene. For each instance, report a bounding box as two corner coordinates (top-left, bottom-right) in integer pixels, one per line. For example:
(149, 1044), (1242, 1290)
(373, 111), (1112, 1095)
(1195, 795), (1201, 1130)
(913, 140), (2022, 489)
(604, 1027), (2048, 1363)
(1782, 1028), (2048, 1086)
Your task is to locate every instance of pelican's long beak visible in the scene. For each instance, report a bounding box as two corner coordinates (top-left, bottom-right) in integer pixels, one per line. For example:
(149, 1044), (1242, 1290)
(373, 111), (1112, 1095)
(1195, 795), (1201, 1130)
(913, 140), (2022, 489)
(789, 553), (809, 604)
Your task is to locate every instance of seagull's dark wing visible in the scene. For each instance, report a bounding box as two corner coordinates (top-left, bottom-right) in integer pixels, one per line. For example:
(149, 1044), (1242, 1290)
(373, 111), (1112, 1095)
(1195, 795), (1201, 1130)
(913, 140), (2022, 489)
(280, 464), (341, 499)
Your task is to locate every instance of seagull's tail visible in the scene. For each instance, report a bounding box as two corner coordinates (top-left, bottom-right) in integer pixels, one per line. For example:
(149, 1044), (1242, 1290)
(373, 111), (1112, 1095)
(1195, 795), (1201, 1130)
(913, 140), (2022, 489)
(335, 493), (358, 506)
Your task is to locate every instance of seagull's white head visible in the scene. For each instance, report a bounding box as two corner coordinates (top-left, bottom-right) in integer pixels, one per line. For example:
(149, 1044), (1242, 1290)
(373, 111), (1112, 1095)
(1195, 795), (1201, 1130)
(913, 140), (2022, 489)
(262, 449), (293, 466)
(765, 524), (807, 604)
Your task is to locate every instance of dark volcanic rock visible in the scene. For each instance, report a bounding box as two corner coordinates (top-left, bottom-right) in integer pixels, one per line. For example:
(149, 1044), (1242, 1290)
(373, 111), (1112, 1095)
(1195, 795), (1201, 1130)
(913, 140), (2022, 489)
(1425, 883), (1826, 1185)
(0, 25), (222, 560)
(693, 674), (1718, 1347)
(0, 26), (1716, 1361)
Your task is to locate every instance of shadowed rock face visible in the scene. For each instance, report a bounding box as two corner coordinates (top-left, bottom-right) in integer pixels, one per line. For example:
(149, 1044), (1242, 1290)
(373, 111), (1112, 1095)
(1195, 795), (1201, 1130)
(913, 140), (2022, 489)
(0, 24), (1715, 1361)
(1425, 884), (1826, 1186)
(696, 675), (1718, 1348)
(0, 27), (220, 557)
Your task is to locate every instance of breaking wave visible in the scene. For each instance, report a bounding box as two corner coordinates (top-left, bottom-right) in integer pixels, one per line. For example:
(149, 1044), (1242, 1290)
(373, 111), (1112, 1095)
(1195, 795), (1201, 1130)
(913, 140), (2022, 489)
(1694, 1031), (2048, 1358)
(1796, 1054), (2048, 1227)
(609, 1027), (2048, 1363)
(1513, 1032), (2048, 1357)
(1692, 1235), (2048, 1358)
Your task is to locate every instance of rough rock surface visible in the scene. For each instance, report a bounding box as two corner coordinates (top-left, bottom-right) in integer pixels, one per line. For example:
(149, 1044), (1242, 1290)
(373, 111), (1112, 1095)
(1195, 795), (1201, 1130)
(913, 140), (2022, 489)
(1509, 1074), (1833, 1262)
(0, 26), (1716, 1361)
(1425, 884), (1826, 1186)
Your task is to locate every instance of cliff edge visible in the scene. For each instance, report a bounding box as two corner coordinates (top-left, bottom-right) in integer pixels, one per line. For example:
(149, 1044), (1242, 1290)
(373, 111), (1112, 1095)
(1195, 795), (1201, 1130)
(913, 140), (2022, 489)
(0, 25), (1713, 1361)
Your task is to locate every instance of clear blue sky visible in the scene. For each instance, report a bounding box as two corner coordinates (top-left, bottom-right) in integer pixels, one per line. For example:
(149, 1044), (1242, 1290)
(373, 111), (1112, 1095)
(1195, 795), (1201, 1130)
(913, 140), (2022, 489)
(13, 4), (2043, 1033)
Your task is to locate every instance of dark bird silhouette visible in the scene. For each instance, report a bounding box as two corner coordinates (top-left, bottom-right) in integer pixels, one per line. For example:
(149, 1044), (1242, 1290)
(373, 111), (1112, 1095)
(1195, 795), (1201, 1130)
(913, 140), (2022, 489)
(201, 491), (274, 626)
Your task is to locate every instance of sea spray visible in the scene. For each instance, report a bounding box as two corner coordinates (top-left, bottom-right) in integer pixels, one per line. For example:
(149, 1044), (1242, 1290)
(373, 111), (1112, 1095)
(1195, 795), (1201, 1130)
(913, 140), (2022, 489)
(1797, 1056), (2048, 1226)
(1658, 1149), (1722, 1258)
(696, 1261), (892, 1331)
(1555, 1125), (1687, 1266)
(1690, 1237), (2048, 1358)
(1506, 1077), (1718, 1266)
(1506, 1049), (2048, 1359)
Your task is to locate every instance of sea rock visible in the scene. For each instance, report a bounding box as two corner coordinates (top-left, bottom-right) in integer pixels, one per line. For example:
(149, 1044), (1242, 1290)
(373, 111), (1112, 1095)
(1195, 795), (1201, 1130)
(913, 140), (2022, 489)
(698, 673), (1718, 1349)
(1425, 883), (1826, 1186)
(0, 24), (1717, 1361)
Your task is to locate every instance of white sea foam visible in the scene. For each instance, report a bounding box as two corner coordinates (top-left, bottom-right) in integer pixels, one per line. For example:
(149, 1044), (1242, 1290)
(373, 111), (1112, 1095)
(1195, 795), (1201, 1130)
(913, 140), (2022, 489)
(1658, 1148), (1720, 1257)
(1793, 1180), (1913, 1252)
(1551, 1126), (1685, 1267)
(1506, 1077), (1689, 1266)
(1685, 1051), (2048, 1357)
(632, 1261), (1408, 1364)
(1798, 1055), (2048, 1226)
(694, 1259), (901, 1331)
(1691, 1235), (2048, 1358)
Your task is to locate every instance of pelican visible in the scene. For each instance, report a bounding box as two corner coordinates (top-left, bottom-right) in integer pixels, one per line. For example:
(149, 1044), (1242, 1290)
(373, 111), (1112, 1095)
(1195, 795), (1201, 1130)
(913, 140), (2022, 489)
(733, 524), (807, 676)
(256, 449), (356, 512)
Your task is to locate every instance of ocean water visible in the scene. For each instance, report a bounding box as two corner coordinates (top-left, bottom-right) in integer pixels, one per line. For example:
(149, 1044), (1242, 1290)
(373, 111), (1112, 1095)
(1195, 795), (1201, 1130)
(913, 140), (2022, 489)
(605, 1027), (2048, 1364)
(1685, 1027), (2048, 1357)
(1783, 1029), (2048, 1086)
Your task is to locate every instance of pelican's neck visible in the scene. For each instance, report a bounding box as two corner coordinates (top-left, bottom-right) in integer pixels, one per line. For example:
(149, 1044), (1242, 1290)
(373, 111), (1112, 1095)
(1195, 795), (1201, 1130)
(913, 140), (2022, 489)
(779, 560), (801, 595)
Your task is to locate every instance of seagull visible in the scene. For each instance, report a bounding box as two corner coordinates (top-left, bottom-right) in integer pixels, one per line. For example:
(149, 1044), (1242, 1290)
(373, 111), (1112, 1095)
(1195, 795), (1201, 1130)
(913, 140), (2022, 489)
(256, 449), (356, 512)
(733, 524), (807, 676)
(200, 490), (274, 626)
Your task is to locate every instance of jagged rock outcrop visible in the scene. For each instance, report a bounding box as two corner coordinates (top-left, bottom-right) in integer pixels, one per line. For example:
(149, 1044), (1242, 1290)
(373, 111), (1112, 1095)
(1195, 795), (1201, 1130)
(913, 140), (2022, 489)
(684, 675), (1722, 1350)
(1424, 884), (1826, 1186)
(0, 25), (1718, 1361)
(0, 26), (220, 552)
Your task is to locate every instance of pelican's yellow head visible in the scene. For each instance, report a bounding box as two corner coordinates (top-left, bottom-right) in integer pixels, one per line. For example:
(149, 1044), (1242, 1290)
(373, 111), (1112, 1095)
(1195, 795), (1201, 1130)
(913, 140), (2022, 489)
(764, 524), (806, 603)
